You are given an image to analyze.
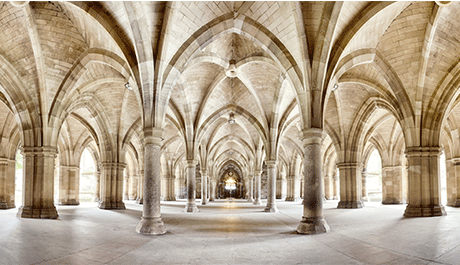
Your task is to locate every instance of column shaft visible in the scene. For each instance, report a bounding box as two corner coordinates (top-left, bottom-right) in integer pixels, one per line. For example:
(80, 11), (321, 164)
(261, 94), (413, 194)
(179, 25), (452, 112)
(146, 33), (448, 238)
(297, 129), (329, 234)
(362, 169), (368, 202)
(98, 162), (125, 209)
(264, 161), (278, 212)
(185, 160), (198, 212)
(253, 171), (262, 205)
(136, 134), (166, 235)
(201, 172), (208, 205)
(93, 171), (101, 202)
(247, 176), (254, 202)
(337, 162), (364, 208)
(0, 159), (15, 209)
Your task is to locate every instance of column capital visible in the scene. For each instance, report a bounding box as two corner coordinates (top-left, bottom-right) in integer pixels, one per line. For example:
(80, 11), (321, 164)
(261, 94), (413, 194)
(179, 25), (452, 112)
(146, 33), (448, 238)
(22, 146), (58, 156)
(336, 162), (363, 170)
(186, 160), (197, 168)
(254, 170), (262, 175)
(300, 128), (324, 146)
(405, 147), (442, 157)
(99, 162), (127, 170)
(265, 160), (277, 168)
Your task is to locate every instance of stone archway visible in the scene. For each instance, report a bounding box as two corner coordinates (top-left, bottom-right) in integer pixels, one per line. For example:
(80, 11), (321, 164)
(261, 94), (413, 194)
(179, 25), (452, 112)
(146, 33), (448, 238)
(217, 163), (244, 199)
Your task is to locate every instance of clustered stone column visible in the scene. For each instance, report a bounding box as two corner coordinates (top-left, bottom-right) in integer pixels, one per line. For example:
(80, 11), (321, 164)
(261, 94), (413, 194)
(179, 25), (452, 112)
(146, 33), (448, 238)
(185, 160), (199, 212)
(93, 169), (101, 202)
(447, 158), (460, 206)
(404, 147), (446, 217)
(124, 173), (130, 200)
(297, 129), (329, 234)
(98, 162), (126, 209)
(336, 162), (364, 208)
(361, 168), (368, 202)
(58, 165), (80, 205)
(286, 175), (301, 201)
(382, 165), (404, 204)
(264, 160), (278, 212)
(136, 130), (166, 235)
(209, 179), (216, 201)
(0, 158), (15, 209)
(332, 173), (339, 200)
(247, 174), (254, 202)
(253, 170), (262, 205)
(201, 171), (208, 205)
(18, 146), (58, 219)
(136, 170), (144, 204)
(164, 174), (176, 201)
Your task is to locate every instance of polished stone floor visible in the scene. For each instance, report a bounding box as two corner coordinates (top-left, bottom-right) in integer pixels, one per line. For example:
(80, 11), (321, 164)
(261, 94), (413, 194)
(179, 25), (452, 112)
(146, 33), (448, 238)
(1, 199), (460, 264)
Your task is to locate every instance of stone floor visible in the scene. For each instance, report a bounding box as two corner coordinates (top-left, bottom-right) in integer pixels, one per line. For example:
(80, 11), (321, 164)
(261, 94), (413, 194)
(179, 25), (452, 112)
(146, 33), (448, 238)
(1, 199), (460, 264)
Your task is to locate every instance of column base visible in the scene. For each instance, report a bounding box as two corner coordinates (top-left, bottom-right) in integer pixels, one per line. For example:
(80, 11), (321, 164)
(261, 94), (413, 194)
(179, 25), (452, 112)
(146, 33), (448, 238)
(337, 200), (364, 209)
(201, 200), (207, 205)
(98, 201), (126, 210)
(253, 198), (261, 205)
(332, 196), (338, 200)
(296, 216), (330, 235)
(404, 204), (446, 217)
(452, 200), (460, 207)
(185, 203), (199, 212)
(382, 198), (403, 204)
(58, 201), (79, 206)
(0, 202), (14, 209)
(247, 197), (254, 202)
(136, 198), (143, 204)
(209, 198), (214, 202)
(164, 196), (176, 201)
(17, 206), (58, 219)
(136, 217), (167, 235)
(264, 204), (279, 212)
(123, 196), (130, 200)
(285, 197), (301, 202)
(362, 197), (369, 202)
(93, 197), (100, 202)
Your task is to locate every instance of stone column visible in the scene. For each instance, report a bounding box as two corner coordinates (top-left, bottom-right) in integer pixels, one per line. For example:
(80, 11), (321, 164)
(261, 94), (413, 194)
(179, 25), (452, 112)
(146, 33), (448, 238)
(18, 147), (58, 219)
(136, 170), (144, 204)
(324, 174), (333, 200)
(98, 162), (126, 209)
(124, 173), (130, 200)
(382, 165), (404, 204)
(264, 160), (278, 212)
(253, 171), (262, 205)
(332, 173), (339, 200)
(445, 159), (456, 206)
(247, 175), (254, 202)
(164, 175), (176, 201)
(297, 129), (329, 234)
(58, 165), (80, 205)
(93, 170), (101, 202)
(136, 131), (166, 235)
(362, 168), (368, 202)
(128, 174), (137, 200)
(209, 179), (216, 201)
(286, 175), (301, 201)
(0, 158), (15, 209)
(201, 171), (208, 205)
(404, 147), (446, 217)
(337, 162), (364, 208)
(451, 158), (460, 207)
(185, 160), (198, 212)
